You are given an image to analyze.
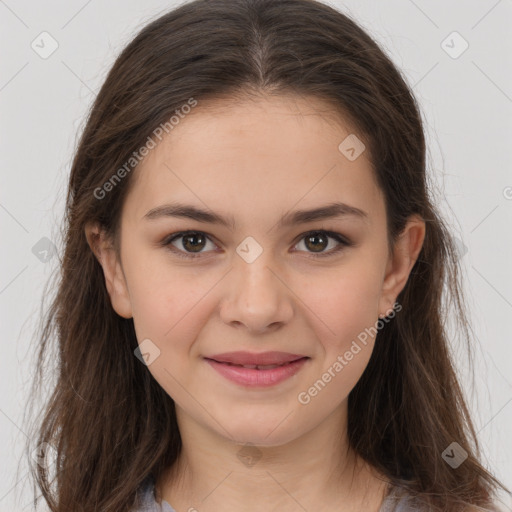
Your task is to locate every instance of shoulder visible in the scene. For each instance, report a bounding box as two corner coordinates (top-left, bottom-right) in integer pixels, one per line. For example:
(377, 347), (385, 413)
(465, 506), (511, 512)
(380, 486), (504, 512)
(464, 506), (508, 512)
(379, 485), (430, 512)
(131, 475), (177, 512)
(130, 476), (156, 512)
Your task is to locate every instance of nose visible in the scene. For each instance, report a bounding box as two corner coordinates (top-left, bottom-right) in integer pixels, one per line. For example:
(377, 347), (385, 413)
(219, 250), (294, 334)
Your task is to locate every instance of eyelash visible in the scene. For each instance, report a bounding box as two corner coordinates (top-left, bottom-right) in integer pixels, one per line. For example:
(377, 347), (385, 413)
(160, 230), (353, 260)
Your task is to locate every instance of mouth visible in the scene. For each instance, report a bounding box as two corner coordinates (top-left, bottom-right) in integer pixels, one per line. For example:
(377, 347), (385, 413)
(205, 351), (309, 366)
(204, 358), (307, 370)
(204, 356), (310, 387)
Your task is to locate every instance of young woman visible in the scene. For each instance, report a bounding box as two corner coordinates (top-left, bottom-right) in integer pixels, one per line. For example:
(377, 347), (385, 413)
(26, 0), (508, 510)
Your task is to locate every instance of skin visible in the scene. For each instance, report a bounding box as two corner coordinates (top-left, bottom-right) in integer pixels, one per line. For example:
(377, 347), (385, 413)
(86, 93), (425, 512)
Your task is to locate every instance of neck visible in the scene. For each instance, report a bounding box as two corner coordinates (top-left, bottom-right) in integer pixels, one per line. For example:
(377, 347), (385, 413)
(156, 403), (390, 512)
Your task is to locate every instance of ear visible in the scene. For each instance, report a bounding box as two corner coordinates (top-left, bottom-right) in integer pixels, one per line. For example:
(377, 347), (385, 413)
(378, 214), (426, 316)
(84, 222), (133, 319)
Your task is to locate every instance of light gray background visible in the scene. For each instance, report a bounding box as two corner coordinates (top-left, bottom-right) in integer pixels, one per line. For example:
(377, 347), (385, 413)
(1, 0), (511, 510)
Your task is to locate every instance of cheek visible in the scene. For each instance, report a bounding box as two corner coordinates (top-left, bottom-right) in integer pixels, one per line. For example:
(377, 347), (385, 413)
(130, 274), (204, 336)
(296, 268), (382, 409)
(302, 259), (383, 352)
(125, 249), (221, 361)
(126, 260), (216, 399)
(126, 272), (230, 419)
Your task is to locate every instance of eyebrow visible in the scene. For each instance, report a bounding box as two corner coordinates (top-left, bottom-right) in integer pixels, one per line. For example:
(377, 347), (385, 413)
(143, 201), (369, 230)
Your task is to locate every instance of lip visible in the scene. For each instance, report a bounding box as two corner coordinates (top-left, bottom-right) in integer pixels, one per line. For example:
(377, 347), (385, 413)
(205, 357), (309, 387)
(206, 351), (308, 366)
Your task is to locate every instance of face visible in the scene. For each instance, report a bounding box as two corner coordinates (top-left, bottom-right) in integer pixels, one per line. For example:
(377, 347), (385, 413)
(88, 94), (424, 447)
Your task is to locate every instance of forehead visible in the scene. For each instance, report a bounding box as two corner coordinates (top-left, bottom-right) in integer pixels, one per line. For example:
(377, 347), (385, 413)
(123, 94), (383, 227)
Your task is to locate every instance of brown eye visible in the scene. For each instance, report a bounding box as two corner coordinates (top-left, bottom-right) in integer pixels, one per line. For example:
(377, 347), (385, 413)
(304, 232), (329, 253)
(162, 229), (352, 260)
(164, 231), (217, 258)
(180, 232), (207, 252)
(293, 230), (351, 257)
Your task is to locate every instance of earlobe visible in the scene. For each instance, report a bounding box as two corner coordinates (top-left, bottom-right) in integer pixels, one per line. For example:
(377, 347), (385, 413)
(379, 215), (426, 315)
(84, 222), (133, 319)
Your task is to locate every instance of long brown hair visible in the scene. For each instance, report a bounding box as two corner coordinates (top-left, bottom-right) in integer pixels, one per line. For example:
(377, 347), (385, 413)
(25, 0), (507, 510)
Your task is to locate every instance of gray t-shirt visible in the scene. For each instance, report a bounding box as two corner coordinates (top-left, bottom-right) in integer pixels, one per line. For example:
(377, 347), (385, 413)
(131, 475), (433, 511)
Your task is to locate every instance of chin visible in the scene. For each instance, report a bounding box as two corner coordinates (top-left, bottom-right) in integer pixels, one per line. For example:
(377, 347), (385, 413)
(217, 413), (305, 449)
